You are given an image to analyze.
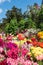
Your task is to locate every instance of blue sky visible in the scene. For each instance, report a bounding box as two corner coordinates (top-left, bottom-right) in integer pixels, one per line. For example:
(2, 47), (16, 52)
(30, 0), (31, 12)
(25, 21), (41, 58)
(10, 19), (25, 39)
(0, 0), (42, 20)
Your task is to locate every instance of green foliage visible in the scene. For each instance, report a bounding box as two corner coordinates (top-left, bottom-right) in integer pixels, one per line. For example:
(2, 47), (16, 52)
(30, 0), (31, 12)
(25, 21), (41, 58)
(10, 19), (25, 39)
(40, 22), (43, 30)
(5, 18), (18, 35)
(18, 19), (26, 30)
(38, 6), (43, 30)
(5, 23), (10, 33)
(38, 61), (43, 65)
(0, 28), (3, 33)
(39, 6), (43, 22)
(25, 18), (36, 29)
(18, 18), (36, 32)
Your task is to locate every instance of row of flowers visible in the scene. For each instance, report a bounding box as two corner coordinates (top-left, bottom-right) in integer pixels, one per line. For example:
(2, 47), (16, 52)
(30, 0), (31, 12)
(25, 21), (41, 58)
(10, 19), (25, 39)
(0, 31), (43, 65)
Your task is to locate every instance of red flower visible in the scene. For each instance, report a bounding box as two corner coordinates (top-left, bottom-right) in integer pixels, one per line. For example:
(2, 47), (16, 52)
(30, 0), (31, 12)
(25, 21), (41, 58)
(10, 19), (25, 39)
(26, 55), (31, 60)
(27, 41), (31, 44)
(31, 38), (37, 42)
(31, 38), (38, 46)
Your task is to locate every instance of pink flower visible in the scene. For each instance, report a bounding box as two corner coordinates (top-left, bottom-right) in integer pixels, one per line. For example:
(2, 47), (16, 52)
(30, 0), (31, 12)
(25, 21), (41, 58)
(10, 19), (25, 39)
(19, 56), (25, 64)
(0, 47), (3, 53)
(7, 57), (38, 65)
(6, 35), (12, 41)
(24, 60), (32, 65)
(32, 61), (38, 65)
(7, 58), (16, 65)
(0, 54), (4, 58)
(36, 54), (43, 60)
(33, 62), (38, 65)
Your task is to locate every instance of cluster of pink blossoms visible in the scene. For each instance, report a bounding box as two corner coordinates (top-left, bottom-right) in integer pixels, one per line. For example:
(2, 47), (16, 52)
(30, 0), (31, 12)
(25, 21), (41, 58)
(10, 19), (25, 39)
(7, 57), (38, 65)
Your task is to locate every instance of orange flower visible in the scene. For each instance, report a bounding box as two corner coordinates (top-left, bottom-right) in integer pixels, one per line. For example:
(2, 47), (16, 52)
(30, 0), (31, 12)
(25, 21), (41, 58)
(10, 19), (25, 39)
(17, 33), (25, 40)
(0, 35), (2, 39)
(32, 41), (38, 46)
(38, 42), (43, 48)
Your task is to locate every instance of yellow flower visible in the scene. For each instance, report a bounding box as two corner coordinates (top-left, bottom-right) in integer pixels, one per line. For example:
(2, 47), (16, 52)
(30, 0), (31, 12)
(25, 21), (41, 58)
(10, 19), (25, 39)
(30, 46), (43, 57)
(20, 40), (25, 45)
(24, 38), (27, 42)
(30, 46), (35, 50)
(37, 31), (43, 39)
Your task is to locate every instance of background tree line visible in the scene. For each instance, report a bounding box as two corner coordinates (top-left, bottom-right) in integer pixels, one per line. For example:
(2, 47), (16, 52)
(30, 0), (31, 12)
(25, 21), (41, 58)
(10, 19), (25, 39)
(0, 3), (43, 35)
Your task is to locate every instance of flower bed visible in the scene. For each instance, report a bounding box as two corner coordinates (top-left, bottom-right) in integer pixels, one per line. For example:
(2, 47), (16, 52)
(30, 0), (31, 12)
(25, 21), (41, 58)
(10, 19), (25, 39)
(0, 31), (43, 65)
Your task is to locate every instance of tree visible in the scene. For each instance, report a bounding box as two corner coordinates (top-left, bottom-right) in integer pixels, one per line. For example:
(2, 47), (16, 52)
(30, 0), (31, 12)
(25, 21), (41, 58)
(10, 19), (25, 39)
(24, 3), (41, 29)
(1, 6), (23, 33)
(0, 3), (43, 34)
(42, 0), (43, 4)
(6, 6), (23, 22)
(38, 5), (43, 30)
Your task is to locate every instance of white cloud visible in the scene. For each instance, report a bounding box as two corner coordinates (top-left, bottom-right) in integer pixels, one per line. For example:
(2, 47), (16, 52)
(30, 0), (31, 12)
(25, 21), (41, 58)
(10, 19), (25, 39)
(0, 9), (3, 14)
(0, 0), (11, 3)
(0, 0), (5, 3)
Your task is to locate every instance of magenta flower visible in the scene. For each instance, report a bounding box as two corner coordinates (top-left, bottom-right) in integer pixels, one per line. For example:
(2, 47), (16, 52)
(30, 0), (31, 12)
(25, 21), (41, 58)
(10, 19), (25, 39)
(6, 42), (18, 49)
(21, 48), (28, 56)
(0, 39), (4, 47)
(0, 59), (7, 65)
(7, 47), (19, 59)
